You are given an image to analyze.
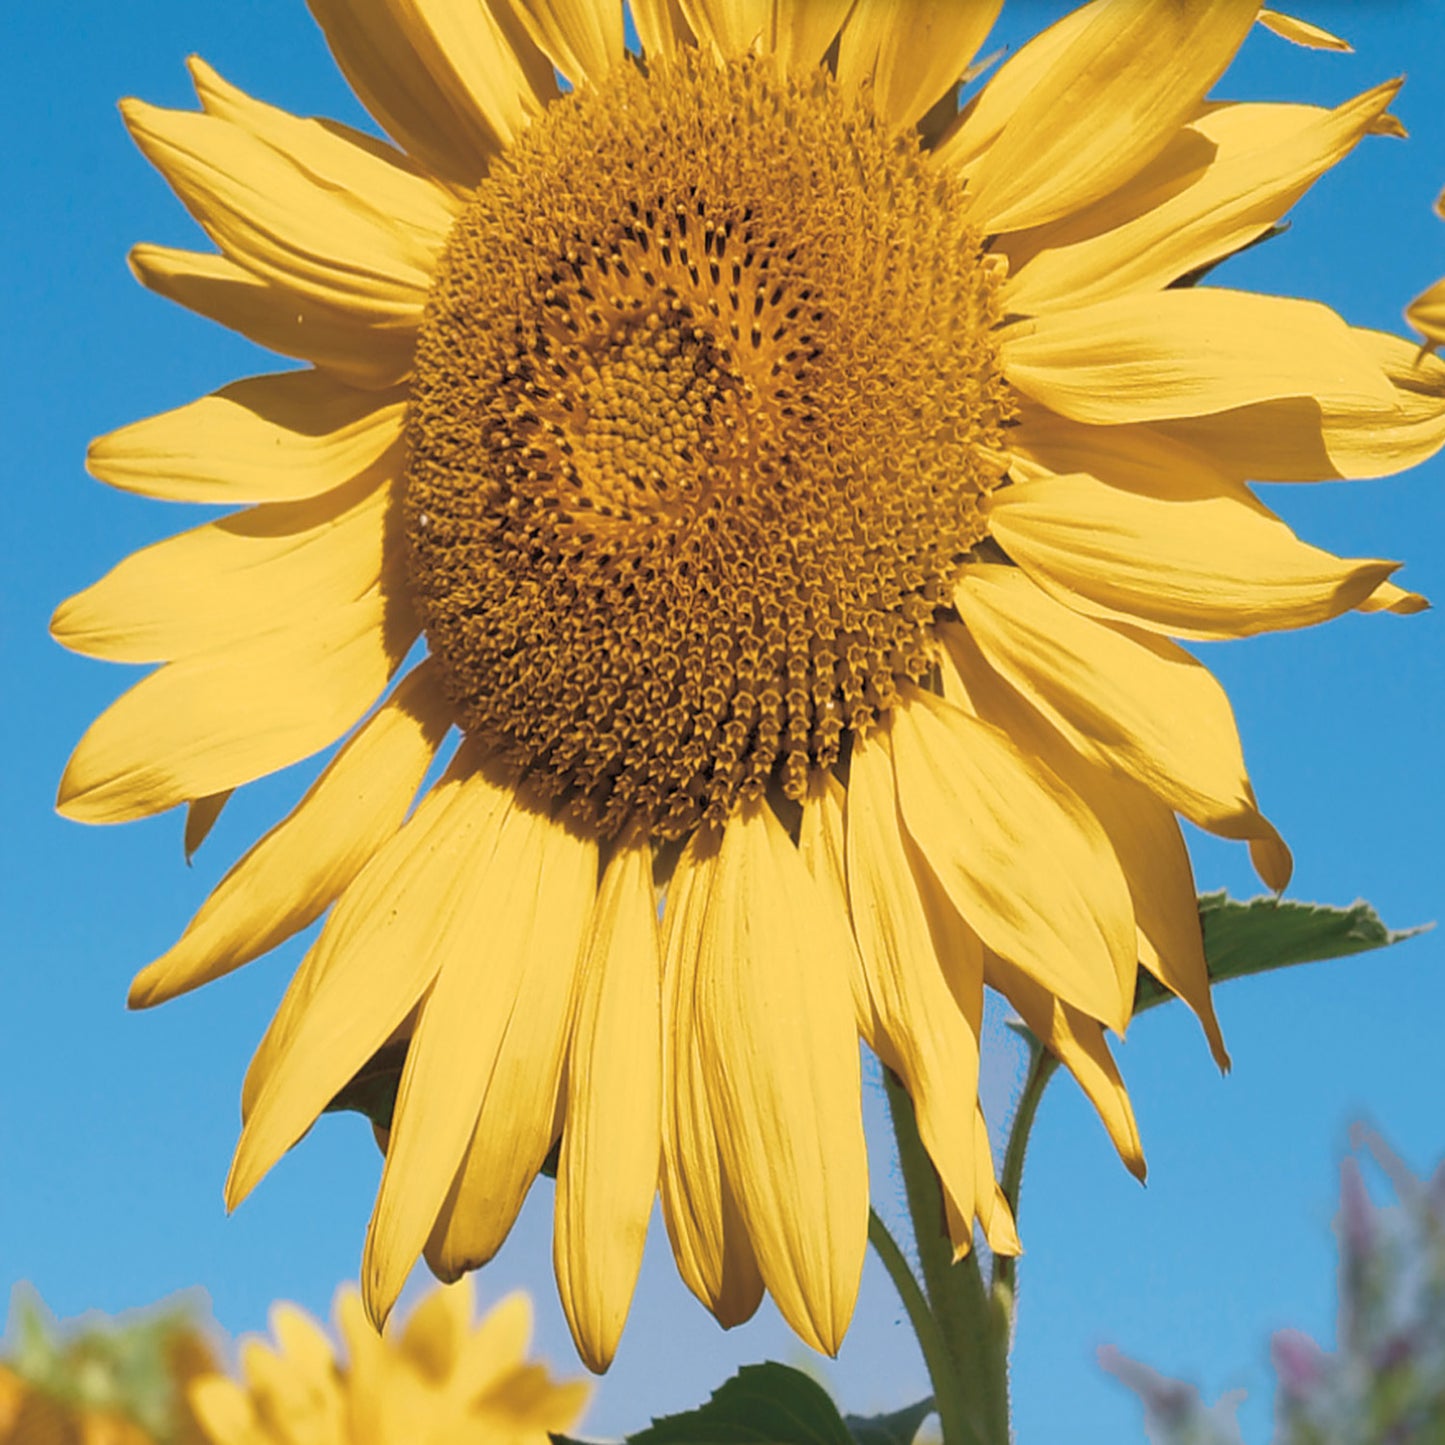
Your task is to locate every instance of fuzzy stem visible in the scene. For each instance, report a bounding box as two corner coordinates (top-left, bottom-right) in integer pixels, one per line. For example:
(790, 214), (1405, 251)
(882, 1069), (1009, 1444)
(992, 1038), (1059, 1312)
(867, 1208), (977, 1445)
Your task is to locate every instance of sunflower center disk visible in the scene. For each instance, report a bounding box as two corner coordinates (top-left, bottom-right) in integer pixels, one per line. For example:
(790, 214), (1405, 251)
(405, 56), (1010, 840)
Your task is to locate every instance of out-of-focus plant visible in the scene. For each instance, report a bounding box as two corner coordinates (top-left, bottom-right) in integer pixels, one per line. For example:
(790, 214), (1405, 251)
(0, 1288), (217, 1445)
(1103, 1127), (1445, 1444)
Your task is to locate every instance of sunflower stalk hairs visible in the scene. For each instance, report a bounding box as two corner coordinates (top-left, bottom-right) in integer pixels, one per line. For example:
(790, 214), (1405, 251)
(53, 0), (1444, 1443)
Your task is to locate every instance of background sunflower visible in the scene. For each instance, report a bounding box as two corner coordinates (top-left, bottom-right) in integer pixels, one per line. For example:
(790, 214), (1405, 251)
(5, 3), (1444, 1444)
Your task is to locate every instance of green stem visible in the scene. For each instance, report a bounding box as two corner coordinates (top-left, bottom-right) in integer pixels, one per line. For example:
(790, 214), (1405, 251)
(867, 1209), (970, 1445)
(992, 1037), (1059, 1312)
(882, 1070), (1008, 1445)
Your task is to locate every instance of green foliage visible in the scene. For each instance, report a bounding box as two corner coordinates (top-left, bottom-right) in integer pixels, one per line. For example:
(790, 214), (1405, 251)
(1135, 892), (1425, 1013)
(554, 1365), (937, 1445)
(629, 1364), (854, 1445)
(843, 1397), (937, 1445)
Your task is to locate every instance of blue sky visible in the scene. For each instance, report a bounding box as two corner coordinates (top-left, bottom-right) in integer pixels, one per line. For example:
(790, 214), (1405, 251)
(2, 4), (1443, 1442)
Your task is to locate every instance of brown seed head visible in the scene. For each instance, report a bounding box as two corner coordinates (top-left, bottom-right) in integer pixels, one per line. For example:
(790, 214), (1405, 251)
(405, 53), (1010, 840)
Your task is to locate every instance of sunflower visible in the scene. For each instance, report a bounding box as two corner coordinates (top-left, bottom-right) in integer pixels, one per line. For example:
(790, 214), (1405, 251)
(1, 1289), (218, 1445)
(1408, 184), (1445, 350)
(0, 1372), (152, 1445)
(0, 1369), (153, 1445)
(57, 0), (1444, 1370)
(187, 1282), (587, 1445)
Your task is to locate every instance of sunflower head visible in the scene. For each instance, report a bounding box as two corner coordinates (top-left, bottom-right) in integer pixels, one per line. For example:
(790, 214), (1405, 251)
(187, 1281), (587, 1445)
(57, 0), (1441, 1375)
(405, 49), (1010, 841)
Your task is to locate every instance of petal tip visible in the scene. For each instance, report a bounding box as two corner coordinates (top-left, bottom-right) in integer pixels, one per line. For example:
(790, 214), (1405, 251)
(1249, 831), (1294, 893)
(127, 967), (161, 1011)
(221, 1165), (247, 1215)
(55, 765), (97, 823)
(576, 1332), (618, 1377)
(360, 1254), (400, 1336)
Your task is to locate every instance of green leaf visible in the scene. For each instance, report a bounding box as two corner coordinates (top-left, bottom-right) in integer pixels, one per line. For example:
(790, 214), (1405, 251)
(844, 1396), (937, 1445)
(1134, 892), (1428, 1013)
(553, 1363), (855, 1445)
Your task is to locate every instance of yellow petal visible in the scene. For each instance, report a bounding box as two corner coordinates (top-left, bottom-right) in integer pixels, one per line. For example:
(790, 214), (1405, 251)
(87, 369), (405, 505)
(1257, 9), (1351, 51)
(508, 0), (626, 88)
(188, 1379), (263, 1445)
(1408, 276), (1445, 350)
(396, 1278), (474, 1381)
(694, 803), (868, 1356)
(940, 622), (1230, 1064)
(367, 797), (596, 1324)
(836, 1), (1003, 130)
(227, 750), (514, 1209)
(121, 98), (440, 318)
(677, 0), (849, 69)
(188, 58), (460, 238)
(630, 0), (693, 58)
(898, 859), (1017, 1260)
(57, 586), (416, 824)
(52, 473), (399, 664)
(270, 1301), (340, 1383)
(335, 1288), (439, 1439)
(1004, 82), (1399, 315)
(469, 1364), (590, 1437)
(332, 1287), (402, 1412)
(989, 949), (1146, 1179)
(448, 1289), (533, 1399)
(845, 729), (982, 1234)
(1067, 783), (1230, 1066)
(129, 245), (415, 387)
(391, 0), (558, 150)
(554, 843), (663, 1373)
(972, 1109), (1021, 1257)
(988, 471), (1399, 640)
(184, 791), (231, 861)
(950, 0), (1258, 234)
(1001, 289), (1395, 427)
(890, 686), (1134, 1034)
(799, 771), (875, 1046)
(128, 663), (452, 1009)
(1149, 328), (1445, 481)
(1358, 578), (1429, 616)
(954, 566), (1280, 845)
(1012, 402), (1250, 502)
(305, 0), (498, 187)
(934, 3), (1096, 176)
(238, 1330), (341, 1445)
(659, 827), (765, 1328)
(312, 0), (556, 185)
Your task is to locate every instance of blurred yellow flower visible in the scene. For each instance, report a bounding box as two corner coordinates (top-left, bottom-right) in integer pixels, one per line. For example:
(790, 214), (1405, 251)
(188, 1282), (585, 1445)
(0, 1289), (217, 1445)
(0, 1368), (153, 1445)
(57, 0), (1443, 1367)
